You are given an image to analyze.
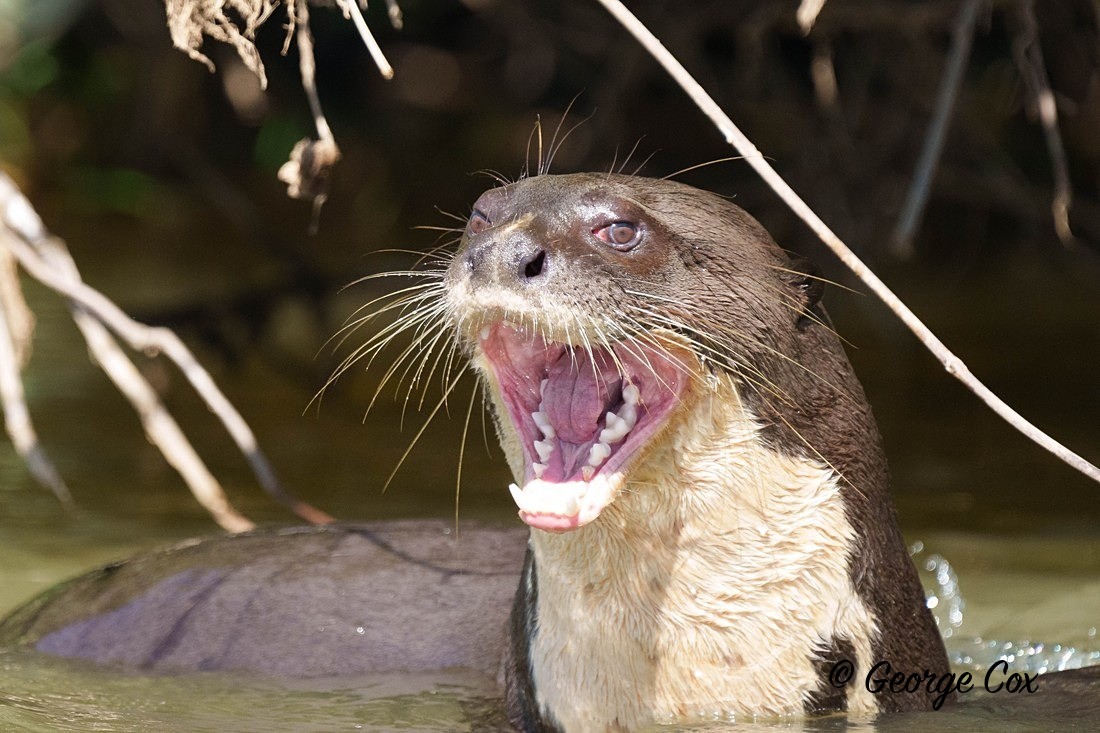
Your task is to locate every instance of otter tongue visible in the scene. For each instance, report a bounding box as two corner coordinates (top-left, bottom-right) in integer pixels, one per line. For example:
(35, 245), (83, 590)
(542, 349), (619, 444)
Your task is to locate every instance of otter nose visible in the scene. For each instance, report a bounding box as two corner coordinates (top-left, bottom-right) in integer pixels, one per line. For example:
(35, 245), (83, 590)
(463, 233), (548, 286)
(521, 248), (546, 280)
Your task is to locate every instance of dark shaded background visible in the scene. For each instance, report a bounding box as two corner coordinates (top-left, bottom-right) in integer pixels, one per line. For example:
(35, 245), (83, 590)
(1, 0), (1098, 535)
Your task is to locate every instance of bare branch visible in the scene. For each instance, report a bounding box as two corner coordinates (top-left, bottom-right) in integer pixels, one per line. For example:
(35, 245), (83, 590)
(797, 0), (829, 35)
(0, 248), (33, 367)
(0, 172), (334, 528)
(593, 0), (1100, 486)
(334, 0), (395, 79)
(277, 2), (342, 217)
(892, 0), (982, 257)
(0, 245), (70, 502)
(384, 0), (404, 31)
(1010, 0), (1076, 245)
(165, 0), (398, 209)
(810, 40), (839, 109)
(164, 0), (276, 88)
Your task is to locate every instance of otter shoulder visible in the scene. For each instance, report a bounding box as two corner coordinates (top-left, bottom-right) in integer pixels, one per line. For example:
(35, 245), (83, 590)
(0, 521), (526, 677)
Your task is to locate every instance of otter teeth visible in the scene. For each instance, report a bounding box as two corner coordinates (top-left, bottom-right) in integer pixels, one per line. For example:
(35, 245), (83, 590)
(531, 380), (641, 482)
(531, 409), (555, 439)
(534, 439), (555, 463)
(510, 481), (580, 518)
(599, 411), (630, 444)
(586, 384), (642, 474)
(587, 441), (612, 467)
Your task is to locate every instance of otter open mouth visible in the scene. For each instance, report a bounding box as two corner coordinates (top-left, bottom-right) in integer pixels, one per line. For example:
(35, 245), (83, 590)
(477, 322), (691, 532)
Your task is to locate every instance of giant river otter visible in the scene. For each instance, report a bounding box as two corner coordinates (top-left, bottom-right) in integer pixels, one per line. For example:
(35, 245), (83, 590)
(1, 173), (1096, 731)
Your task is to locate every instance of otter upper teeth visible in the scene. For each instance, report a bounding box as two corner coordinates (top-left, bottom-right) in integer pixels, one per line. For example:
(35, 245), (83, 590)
(531, 409), (555, 439)
(534, 439), (555, 463)
(479, 325), (490, 340)
(599, 412), (630, 444)
(618, 402), (637, 427)
(530, 380), (644, 481)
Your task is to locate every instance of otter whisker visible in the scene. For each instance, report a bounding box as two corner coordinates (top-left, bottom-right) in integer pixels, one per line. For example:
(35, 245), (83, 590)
(616, 137), (645, 176)
(660, 156), (745, 181)
(601, 320), (691, 397)
(524, 115), (543, 180)
(605, 137), (647, 179)
(441, 334), (463, 393)
(650, 328), (797, 411)
(764, 264), (862, 295)
(411, 225), (464, 236)
(427, 207), (472, 227)
(768, 405), (864, 503)
(366, 316), (452, 417)
(335, 283), (443, 338)
(628, 149), (660, 178)
(331, 320), (435, 409)
(335, 295), (446, 362)
(382, 365), (469, 493)
(454, 377), (483, 533)
(753, 278), (853, 347)
(619, 301), (796, 405)
(311, 298), (448, 409)
(411, 327), (460, 413)
(622, 290), (849, 405)
(630, 330), (712, 392)
(386, 320), (456, 420)
(340, 268), (444, 296)
(575, 320), (603, 394)
(474, 169), (515, 188)
(541, 106), (592, 176)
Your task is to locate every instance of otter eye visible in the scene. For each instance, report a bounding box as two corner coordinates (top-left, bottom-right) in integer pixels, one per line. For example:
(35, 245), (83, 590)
(593, 221), (641, 251)
(469, 209), (491, 234)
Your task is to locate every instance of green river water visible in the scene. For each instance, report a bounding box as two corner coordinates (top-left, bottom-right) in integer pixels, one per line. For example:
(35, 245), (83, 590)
(0, 250), (1097, 731)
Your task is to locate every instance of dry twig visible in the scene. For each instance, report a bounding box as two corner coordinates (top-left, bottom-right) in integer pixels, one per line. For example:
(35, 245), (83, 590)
(0, 172), (333, 529)
(278, 1), (342, 217)
(334, 0), (395, 79)
(892, 0), (983, 257)
(0, 241), (70, 503)
(164, 0), (276, 87)
(1010, 0), (1075, 245)
(164, 0), (399, 209)
(797, 0), (829, 35)
(593, 0), (1100, 486)
(0, 248), (33, 367)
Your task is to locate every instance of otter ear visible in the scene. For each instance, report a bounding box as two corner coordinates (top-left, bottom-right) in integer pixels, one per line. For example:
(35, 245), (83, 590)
(783, 256), (825, 329)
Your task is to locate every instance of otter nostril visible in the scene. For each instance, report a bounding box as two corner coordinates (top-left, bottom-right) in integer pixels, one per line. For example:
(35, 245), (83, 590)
(464, 247), (481, 274)
(523, 250), (547, 280)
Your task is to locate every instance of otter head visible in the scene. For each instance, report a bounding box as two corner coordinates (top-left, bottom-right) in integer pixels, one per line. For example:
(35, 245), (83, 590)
(444, 173), (825, 532)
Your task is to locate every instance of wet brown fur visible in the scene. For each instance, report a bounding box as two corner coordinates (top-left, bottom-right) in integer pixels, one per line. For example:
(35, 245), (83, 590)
(445, 173), (950, 728)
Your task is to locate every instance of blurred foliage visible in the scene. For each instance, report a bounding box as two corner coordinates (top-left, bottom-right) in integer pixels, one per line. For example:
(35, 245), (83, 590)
(0, 0), (1095, 528)
(0, 0), (1096, 372)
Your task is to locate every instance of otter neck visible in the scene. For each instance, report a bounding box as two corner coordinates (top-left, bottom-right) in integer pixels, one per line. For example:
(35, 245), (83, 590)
(524, 376), (881, 731)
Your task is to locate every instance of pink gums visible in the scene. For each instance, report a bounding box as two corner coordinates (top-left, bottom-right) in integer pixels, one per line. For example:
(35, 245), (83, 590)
(479, 322), (689, 529)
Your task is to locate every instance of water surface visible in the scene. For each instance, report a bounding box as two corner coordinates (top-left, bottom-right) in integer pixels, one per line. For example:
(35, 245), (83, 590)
(0, 251), (1096, 731)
